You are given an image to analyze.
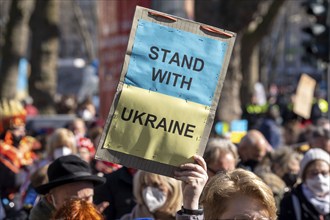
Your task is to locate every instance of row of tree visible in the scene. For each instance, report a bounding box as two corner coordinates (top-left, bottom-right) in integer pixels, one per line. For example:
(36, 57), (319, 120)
(0, 0), (59, 114)
(0, 0), (286, 121)
(195, 0), (286, 122)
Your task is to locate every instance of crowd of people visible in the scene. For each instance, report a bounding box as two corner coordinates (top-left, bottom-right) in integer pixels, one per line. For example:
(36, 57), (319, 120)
(0, 87), (329, 220)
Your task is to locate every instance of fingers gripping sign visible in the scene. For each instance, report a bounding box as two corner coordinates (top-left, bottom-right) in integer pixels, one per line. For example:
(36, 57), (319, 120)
(174, 155), (208, 210)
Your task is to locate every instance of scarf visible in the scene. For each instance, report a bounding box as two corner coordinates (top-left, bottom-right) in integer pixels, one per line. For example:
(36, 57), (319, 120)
(302, 184), (330, 215)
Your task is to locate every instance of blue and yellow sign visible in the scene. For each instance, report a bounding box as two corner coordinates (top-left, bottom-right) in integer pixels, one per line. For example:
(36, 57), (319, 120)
(97, 6), (236, 176)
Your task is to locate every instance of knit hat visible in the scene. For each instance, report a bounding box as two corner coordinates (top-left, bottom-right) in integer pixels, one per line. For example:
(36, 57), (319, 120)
(299, 148), (330, 178)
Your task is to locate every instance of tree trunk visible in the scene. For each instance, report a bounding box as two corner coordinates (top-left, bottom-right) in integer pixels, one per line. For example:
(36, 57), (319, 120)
(240, 0), (286, 105)
(195, 0), (286, 121)
(217, 35), (243, 122)
(29, 0), (59, 114)
(195, 0), (260, 122)
(0, 0), (35, 99)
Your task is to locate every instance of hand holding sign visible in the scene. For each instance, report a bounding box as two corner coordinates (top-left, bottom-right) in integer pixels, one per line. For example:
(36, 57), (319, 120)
(174, 155), (208, 210)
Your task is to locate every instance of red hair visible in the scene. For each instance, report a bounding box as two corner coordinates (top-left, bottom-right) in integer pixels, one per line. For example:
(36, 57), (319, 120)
(52, 198), (104, 220)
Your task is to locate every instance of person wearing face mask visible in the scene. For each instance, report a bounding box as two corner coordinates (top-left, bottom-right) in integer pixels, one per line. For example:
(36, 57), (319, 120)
(270, 147), (302, 190)
(77, 98), (96, 122)
(47, 128), (77, 161)
(237, 130), (271, 172)
(120, 171), (182, 220)
(279, 148), (330, 220)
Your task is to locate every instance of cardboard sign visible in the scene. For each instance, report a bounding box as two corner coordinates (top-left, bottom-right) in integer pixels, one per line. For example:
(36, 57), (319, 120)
(96, 6), (236, 176)
(293, 74), (316, 119)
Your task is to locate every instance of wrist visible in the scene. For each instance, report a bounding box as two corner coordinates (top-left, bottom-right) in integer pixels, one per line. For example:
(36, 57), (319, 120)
(183, 198), (199, 210)
(181, 206), (203, 215)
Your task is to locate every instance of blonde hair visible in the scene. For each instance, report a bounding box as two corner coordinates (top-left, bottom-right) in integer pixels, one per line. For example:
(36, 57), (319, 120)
(47, 128), (77, 157)
(201, 168), (277, 220)
(52, 198), (103, 220)
(133, 171), (182, 215)
(204, 138), (239, 166)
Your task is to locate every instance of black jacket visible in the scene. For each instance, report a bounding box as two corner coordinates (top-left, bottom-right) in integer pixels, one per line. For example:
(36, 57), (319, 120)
(94, 167), (136, 220)
(279, 184), (330, 220)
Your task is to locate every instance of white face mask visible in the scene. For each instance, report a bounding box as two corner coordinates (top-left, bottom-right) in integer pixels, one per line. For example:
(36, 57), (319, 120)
(53, 146), (72, 159)
(142, 186), (167, 213)
(306, 174), (330, 196)
(80, 110), (93, 121)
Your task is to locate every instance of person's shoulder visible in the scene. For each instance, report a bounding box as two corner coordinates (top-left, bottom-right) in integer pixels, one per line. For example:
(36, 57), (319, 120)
(29, 197), (54, 220)
(280, 191), (293, 204)
(280, 184), (302, 204)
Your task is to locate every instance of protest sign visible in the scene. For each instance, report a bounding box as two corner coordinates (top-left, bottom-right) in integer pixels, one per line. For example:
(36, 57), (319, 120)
(293, 74), (316, 119)
(96, 6), (236, 176)
(214, 120), (247, 144)
(230, 120), (248, 144)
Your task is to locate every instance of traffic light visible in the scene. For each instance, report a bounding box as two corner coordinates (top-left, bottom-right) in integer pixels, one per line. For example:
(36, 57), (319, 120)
(301, 0), (329, 62)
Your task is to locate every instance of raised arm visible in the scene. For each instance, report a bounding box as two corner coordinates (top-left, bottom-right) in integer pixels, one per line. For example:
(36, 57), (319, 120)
(174, 155), (208, 211)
